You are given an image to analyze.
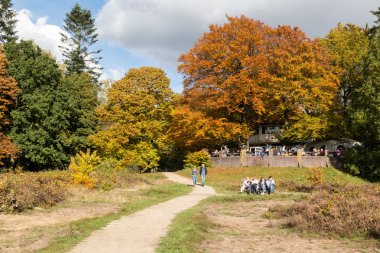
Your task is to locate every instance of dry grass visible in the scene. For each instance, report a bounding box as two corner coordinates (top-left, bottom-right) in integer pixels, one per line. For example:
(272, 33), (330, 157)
(270, 184), (380, 239)
(0, 170), (165, 213)
(158, 195), (377, 253)
(0, 171), (70, 212)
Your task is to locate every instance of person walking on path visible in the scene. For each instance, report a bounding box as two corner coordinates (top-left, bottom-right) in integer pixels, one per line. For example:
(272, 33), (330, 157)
(191, 167), (198, 186)
(199, 163), (208, 187)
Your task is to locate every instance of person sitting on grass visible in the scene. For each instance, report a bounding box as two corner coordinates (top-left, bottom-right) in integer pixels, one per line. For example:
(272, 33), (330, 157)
(259, 177), (266, 195)
(240, 177), (251, 193)
(267, 176), (276, 194)
(249, 177), (259, 194)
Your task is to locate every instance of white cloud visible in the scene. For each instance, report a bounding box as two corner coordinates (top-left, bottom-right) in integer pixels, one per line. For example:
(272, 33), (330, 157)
(16, 9), (66, 62)
(96, 0), (378, 70)
(15, 9), (104, 80)
(100, 67), (126, 81)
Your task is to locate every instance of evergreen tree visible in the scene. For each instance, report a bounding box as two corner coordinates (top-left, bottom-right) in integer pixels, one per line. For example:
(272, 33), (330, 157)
(4, 41), (69, 170)
(60, 4), (102, 82)
(0, 0), (18, 44)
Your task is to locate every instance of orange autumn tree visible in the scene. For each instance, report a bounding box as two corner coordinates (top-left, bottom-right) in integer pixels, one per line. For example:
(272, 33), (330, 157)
(179, 16), (339, 142)
(169, 105), (250, 152)
(0, 49), (19, 166)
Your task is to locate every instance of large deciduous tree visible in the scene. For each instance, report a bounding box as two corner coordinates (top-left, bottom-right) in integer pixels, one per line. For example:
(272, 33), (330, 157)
(90, 67), (174, 171)
(60, 3), (102, 82)
(0, 0), (17, 44)
(58, 73), (99, 154)
(343, 8), (380, 178)
(4, 41), (68, 169)
(169, 105), (250, 152)
(0, 48), (19, 165)
(320, 23), (369, 135)
(178, 16), (339, 142)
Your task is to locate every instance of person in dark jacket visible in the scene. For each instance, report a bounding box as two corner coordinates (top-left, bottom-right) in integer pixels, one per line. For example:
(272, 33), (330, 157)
(199, 163), (208, 187)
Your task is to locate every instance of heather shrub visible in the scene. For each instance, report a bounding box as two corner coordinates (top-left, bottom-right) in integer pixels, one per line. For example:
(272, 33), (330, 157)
(0, 171), (69, 212)
(308, 167), (324, 186)
(270, 183), (380, 239)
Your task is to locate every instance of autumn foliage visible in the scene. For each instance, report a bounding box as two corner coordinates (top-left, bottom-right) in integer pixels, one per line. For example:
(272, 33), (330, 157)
(169, 105), (250, 151)
(90, 67), (174, 171)
(179, 16), (339, 141)
(0, 49), (19, 166)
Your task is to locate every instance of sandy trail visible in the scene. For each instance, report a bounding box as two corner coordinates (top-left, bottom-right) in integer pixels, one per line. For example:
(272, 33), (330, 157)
(68, 172), (215, 253)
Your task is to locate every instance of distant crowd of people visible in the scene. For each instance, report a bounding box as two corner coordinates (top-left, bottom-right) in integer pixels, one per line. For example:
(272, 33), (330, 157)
(240, 176), (275, 195)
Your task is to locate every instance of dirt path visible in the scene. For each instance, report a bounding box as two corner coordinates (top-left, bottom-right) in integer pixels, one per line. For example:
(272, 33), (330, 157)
(68, 172), (216, 253)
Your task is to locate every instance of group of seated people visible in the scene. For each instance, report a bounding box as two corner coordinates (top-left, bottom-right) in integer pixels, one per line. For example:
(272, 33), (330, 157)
(240, 176), (275, 195)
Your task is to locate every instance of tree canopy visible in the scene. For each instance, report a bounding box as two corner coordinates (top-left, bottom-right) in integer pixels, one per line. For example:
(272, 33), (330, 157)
(179, 16), (339, 142)
(0, 48), (19, 165)
(90, 67), (174, 171)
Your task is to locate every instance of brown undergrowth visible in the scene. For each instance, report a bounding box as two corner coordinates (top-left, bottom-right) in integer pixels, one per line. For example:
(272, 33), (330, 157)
(270, 183), (380, 239)
(0, 169), (162, 213)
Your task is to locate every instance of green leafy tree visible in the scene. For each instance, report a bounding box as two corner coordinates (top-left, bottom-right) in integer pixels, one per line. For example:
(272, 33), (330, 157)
(320, 23), (369, 136)
(60, 3), (102, 82)
(90, 67), (174, 172)
(350, 19), (380, 149)
(4, 41), (68, 169)
(344, 9), (380, 178)
(58, 73), (99, 154)
(0, 0), (17, 44)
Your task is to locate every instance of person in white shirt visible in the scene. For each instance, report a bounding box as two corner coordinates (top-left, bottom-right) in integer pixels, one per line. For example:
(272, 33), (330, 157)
(240, 177), (251, 193)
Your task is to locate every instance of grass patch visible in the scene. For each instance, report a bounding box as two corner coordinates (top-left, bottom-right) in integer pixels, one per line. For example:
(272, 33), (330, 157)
(157, 193), (302, 253)
(35, 182), (191, 253)
(177, 166), (367, 194)
(156, 197), (218, 253)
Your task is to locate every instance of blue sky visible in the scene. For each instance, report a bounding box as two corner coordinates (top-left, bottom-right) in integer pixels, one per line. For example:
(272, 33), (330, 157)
(12, 0), (380, 93)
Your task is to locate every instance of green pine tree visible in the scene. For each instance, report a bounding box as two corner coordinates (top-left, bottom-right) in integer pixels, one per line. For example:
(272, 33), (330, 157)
(0, 0), (18, 44)
(60, 4), (102, 83)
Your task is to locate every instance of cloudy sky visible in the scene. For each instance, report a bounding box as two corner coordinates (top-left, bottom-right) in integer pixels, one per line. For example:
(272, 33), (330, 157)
(12, 0), (379, 93)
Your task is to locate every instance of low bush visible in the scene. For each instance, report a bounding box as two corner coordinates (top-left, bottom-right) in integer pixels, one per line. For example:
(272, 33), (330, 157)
(270, 183), (380, 239)
(0, 171), (70, 212)
(69, 150), (101, 189)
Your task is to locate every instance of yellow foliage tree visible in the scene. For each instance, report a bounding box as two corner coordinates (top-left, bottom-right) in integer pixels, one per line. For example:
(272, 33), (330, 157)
(90, 67), (174, 172)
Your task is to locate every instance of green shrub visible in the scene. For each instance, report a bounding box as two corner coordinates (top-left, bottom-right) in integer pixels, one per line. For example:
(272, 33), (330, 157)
(343, 146), (380, 179)
(183, 150), (211, 169)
